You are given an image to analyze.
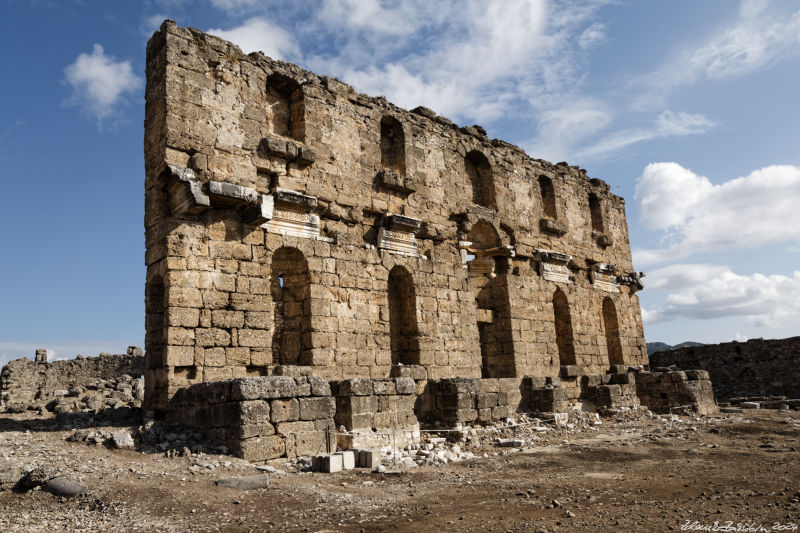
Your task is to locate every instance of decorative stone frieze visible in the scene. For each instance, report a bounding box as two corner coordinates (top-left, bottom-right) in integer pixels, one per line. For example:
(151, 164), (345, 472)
(264, 188), (320, 239)
(535, 249), (572, 284)
(590, 263), (619, 293)
(377, 214), (421, 255)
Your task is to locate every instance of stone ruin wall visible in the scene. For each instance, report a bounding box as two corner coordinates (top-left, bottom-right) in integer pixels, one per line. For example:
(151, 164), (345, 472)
(650, 337), (800, 400)
(0, 348), (144, 411)
(144, 21), (648, 414)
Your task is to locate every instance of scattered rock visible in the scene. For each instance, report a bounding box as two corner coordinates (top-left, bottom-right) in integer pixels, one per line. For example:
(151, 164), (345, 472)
(44, 477), (87, 498)
(215, 474), (270, 490)
(110, 430), (135, 449)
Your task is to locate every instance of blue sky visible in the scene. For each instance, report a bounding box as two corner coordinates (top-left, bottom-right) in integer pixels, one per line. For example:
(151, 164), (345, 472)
(1, 0), (799, 365)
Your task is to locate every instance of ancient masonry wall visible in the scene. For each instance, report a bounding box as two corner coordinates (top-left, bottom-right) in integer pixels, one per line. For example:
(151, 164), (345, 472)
(650, 337), (800, 400)
(0, 348), (144, 411)
(167, 369), (715, 463)
(144, 21), (648, 413)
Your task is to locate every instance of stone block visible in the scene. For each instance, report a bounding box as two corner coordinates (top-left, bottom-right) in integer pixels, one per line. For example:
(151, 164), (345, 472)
(299, 396), (335, 420)
(233, 435), (285, 462)
(338, 450), (356, 470)
(373, 380), (397, 395)
(357, 449), (381, 469)
(270, 398), (300, 422)
(333, 379), (374, 396)
(230, 377), (298, 400)
(313, 454), (342, 473)
(394, 377), (417, 395)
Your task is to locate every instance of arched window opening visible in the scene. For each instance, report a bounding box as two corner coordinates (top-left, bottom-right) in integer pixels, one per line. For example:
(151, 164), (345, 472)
(553, 289), (576, 366)
(388, 266), (420, 365)
(475, 275), (515, 378)
(465, 150), (495, 209)
(145, 275), (165, 370)
(539, 176), (557, 219)
(271, 247), (312, 366)
(465, 220), (501, 276)
(266, 73), (305, 142)
(602, 297), (624, 366)
(380, 116), (406, 175)
(589, 193), (604, 234)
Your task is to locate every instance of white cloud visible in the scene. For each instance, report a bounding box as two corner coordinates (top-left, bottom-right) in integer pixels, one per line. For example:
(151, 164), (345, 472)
(578, 22), (606, 50)
(209, 0), (262, 12)
(64, 44), (141, 123)
(634, 163), (800, 264)
(208, 17), (300, 59)
(577, 110), (715, 160)
(642, 265), (800, 327)
(633, 0), (800, 108)
(142, 13), (169, 36)
(318, 0), (439, 36)
(526, 99), (612, 162)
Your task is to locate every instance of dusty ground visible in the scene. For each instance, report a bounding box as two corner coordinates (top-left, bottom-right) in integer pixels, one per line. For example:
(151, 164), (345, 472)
(1, 408), (799, 532)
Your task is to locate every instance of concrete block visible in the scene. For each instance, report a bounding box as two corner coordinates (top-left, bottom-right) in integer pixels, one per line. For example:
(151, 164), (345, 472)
(357, 449), (381, 469)
(313, 454), (343, 473)
(338, 450), (356, 470)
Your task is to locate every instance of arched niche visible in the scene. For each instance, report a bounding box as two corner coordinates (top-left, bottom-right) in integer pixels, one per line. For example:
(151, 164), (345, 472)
(271, 247), (312, 365)
(387, 265), (420, 365)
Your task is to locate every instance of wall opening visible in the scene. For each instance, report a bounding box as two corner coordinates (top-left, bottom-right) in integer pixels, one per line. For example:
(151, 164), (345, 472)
(466, 221), (515, 377)
(387, 266), (420, 365)
(266, 73), (305, 142)
(271, 247), (312, 366)
(380, 115), (406, 175)
(538, 175), (557, 219)
(465, 150), (495, 209)
(145, 275), (165, 370)
(602, 297), (624, 366)
(589, 193), (604, 233)
(553, 288), (576, 366)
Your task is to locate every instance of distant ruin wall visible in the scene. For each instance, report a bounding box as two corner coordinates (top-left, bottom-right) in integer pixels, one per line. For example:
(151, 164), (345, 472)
(649, 337), (800, 400)
(0, 349), (145, 410)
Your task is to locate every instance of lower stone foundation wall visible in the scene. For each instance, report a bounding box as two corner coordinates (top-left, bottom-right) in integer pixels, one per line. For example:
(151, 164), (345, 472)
(165, 371), (718, 462)
(167, 376), (336, 462)
(1, 348), (144, 411)
(635, 370), (717, 415)
(331, 378), (419, 448)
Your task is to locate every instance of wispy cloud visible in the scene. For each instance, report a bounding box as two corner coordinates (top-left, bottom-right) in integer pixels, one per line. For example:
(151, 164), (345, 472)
(576, 110), (716, 160)
(63, 44), (142, 125)
(578, 22), (606, 50)
(632, 0), (800, 108)
(633, 162), (800, 265)
(208, 0), (612, 128)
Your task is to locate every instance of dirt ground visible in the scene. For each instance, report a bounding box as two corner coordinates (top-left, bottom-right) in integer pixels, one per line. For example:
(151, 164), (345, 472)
(1, 408), (798, 532)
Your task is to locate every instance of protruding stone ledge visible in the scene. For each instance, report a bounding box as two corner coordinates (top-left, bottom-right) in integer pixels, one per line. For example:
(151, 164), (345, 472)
(376, 169), (415, 194)
(560, 365), (584, 378)
(258, 135), (316, 166)
(207, 180), (260, 207)
(592, 231), (613, 248)
(166, 165), (210, 216)
(539, 218), (568, 236)
(617, 271), (645, 293)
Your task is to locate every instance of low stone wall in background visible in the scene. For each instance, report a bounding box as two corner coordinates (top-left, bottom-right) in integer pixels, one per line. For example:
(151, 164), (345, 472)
(0, 348), (144, 412)
(649, 337), (800, 400)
